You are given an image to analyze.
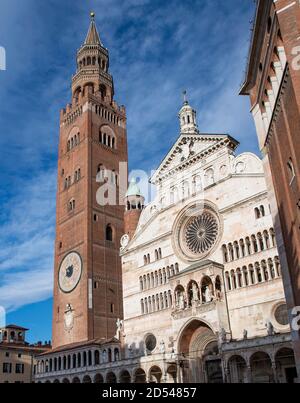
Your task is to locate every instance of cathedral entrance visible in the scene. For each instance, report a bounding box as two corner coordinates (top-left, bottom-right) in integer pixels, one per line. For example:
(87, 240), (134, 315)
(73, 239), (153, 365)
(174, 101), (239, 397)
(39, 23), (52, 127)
(178, 320), (222, 383)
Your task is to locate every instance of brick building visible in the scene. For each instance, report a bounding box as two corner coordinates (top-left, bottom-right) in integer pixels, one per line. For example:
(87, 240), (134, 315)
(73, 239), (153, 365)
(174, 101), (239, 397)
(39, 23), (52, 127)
(240, 0), (300, 378)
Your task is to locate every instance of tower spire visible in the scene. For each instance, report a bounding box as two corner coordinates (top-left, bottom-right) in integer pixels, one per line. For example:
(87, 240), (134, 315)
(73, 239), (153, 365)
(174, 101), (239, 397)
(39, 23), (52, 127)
(72, 13), (114, 104)
(84, 12), (102, 45)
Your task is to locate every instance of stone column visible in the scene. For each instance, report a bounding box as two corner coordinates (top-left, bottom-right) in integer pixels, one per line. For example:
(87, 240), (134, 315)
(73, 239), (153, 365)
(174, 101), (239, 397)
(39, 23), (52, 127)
(271, 361), (278, 384)
(246, 366), (252, 384)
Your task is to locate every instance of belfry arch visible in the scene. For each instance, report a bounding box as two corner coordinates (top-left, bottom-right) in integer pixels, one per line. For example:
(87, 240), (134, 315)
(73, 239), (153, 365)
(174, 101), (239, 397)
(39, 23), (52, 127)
(177, 319), (222, 383)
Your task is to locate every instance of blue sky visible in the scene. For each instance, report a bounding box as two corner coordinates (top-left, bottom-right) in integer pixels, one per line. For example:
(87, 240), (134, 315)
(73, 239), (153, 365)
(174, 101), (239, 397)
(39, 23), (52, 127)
(0, 0), (257, 343)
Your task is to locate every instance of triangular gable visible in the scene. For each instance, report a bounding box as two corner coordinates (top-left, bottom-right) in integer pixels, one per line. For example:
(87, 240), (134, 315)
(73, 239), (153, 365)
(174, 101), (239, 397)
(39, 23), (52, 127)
(150, 133), (239, 184)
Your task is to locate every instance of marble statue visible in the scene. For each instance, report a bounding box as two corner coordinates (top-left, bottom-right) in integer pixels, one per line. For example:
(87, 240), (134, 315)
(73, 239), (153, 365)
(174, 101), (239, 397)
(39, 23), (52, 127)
(179, 293), (185, 309)
(266, 321), (275, 336)
(192, 283), (199, 301)
(160, 340), (166, 354)
(204, 286), (213, 303)
(115, 318), (123, 340)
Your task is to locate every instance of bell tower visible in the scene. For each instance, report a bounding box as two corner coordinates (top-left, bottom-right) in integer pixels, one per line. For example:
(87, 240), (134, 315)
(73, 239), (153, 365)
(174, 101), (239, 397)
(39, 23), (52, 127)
(52, 13), (128, 349)
(179, 91), (199, 134)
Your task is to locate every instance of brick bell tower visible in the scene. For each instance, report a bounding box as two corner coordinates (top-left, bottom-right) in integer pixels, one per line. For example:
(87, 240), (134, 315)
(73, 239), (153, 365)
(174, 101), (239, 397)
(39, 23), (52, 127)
(52, 13), (128, 349)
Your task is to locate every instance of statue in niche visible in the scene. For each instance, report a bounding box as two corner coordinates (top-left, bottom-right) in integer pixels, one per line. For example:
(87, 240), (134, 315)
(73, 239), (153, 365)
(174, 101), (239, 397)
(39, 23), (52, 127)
(266, 321), (275, 336)
(192, 283), (199, 302)
(179, 293), (185, 310)
(243, 329), (248, 340)
(102, 350), (107, 363)
(204, 286), (213, 303)
(160, 340), (166, 354)
(128, 345), (134, 358)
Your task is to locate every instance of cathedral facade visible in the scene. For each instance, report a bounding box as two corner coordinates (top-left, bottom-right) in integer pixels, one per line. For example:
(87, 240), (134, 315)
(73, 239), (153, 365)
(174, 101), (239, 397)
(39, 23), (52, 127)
(34, 14), (298, 384)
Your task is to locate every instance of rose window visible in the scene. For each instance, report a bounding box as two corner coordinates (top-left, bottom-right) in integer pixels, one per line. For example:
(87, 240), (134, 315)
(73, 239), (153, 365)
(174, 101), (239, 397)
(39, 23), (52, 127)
(172, 202), (222, 262)
(184, 213), (219, 254)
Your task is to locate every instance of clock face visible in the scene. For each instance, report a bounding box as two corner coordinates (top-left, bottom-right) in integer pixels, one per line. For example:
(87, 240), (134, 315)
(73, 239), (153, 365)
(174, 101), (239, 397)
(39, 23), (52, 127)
(58, 252), (82, 293)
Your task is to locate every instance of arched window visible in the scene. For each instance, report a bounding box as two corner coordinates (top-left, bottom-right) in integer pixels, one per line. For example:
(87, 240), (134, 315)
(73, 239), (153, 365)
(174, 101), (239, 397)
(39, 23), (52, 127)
(251, 235), (258, 253)
(225, 271), (231, 291)
(222, 245), (228, 263)
(242, 266), (249, 286)
(239, 239), (245, 257)
(228, 243), (234, 261)
(234, 241), (240, 259)
(141, 299), (144, 314)
(260, 205), (265, 217)
(106, 224), (113, 242)
(270, 228), (276, 247)
(245, 237), (251, 255)
(68, 199), (75, 212)
(255, 207), (260, 219)
(257, 233), (264, 251)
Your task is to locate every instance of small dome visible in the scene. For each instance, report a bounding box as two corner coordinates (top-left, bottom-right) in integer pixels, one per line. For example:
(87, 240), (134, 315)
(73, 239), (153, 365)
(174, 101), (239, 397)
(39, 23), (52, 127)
(126, 178), (143, 197)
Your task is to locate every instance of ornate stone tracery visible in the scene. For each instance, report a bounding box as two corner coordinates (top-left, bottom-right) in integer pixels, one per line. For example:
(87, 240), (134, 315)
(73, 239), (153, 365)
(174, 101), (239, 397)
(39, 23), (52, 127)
(184, 212), (219, 255)
(172, 202), (222, 262)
